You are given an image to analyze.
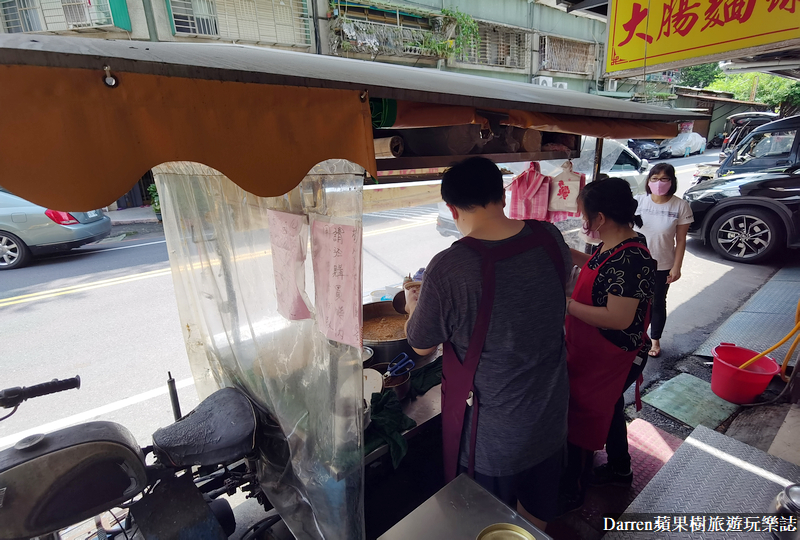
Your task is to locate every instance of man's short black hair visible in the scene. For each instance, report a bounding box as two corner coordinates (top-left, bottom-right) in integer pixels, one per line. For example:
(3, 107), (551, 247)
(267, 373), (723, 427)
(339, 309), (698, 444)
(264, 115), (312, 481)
(441, 157), (505, 210)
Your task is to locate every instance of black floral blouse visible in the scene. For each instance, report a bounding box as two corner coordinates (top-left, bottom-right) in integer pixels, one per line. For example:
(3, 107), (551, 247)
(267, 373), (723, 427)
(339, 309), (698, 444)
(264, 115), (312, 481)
(588, 236), (656, 352)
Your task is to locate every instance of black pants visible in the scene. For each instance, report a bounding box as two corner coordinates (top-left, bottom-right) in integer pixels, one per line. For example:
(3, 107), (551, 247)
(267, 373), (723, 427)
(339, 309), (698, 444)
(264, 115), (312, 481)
(605, 357), (648, 472)
(562, 442), (594, 499)
(650, 270), (671, 340)
(562, 357), (648, 496)
(462, 448), (563, 522)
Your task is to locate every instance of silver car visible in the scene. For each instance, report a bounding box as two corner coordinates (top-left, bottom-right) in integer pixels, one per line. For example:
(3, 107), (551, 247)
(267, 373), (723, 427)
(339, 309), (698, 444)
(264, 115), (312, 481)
(0, 188), (112, 270)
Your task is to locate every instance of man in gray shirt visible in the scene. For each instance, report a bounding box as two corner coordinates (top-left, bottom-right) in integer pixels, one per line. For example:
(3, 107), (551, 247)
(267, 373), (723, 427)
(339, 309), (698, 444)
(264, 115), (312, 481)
(405, 157), (570, 530)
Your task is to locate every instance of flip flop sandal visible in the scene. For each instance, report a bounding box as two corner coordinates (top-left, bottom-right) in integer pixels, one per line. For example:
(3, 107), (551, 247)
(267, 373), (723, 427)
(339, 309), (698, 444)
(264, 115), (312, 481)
(648, 348), (661, 358)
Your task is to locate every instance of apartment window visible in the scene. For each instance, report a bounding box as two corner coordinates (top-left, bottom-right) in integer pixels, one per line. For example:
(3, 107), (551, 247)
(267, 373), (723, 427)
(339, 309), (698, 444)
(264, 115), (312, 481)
(462, 24), (528, 68)
(539, 35), (595, 75)
(56, 0), (112, 27)
(1, 0), (126, 32)
(1, 0), (43, 33)
(168, 0), (310, 46)
(171, 0), (218, 35)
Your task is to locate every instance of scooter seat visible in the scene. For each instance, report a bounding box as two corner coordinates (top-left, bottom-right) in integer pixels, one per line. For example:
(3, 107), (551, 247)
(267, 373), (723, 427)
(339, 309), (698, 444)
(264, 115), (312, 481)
(153, 387), (257, 467)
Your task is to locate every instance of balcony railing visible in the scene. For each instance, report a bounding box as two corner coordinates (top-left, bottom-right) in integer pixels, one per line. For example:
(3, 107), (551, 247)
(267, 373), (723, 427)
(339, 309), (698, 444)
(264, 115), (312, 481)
(331, 17), (445, 58)
(1, 0), (130, 33)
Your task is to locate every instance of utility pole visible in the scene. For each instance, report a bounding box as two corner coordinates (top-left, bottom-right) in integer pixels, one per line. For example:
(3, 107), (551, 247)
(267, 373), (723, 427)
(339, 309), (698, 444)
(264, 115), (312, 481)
(749, 75), (759, 101)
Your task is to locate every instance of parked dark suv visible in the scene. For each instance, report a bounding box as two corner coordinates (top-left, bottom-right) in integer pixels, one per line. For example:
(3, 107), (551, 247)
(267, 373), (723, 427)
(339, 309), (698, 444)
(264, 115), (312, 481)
(717, 115), (799, 178)
(683, 165), (800, 263)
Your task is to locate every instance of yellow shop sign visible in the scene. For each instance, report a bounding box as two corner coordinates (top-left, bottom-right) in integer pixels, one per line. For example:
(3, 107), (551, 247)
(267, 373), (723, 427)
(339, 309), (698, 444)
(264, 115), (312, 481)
(606, 0), (800, 74)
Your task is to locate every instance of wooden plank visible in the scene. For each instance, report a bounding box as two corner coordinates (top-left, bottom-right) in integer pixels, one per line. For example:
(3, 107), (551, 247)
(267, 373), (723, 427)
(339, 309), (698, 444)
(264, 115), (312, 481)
(725, 403), (791, 452)
(374, 151), (580, 171)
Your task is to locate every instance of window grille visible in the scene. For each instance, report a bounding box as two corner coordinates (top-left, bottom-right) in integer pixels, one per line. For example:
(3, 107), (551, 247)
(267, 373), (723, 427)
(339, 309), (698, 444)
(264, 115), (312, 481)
(170, 0), (311, 47)
(337, 3), (432, 28)
(461, 24), (528, 69)
(171, 0), (218, 35)
(539, 35), (595, 75)
(1, 0), (42, 32)
(54, 0), (112, 27)
(2, 0), (119, 32)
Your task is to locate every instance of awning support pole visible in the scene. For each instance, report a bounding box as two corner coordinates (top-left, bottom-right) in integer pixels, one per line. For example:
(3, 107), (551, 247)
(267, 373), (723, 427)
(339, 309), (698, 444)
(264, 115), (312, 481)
(592, 137), (604, 183)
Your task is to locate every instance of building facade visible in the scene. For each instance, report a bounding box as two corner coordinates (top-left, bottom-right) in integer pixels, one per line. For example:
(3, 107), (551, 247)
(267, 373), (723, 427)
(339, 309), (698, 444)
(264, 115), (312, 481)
(0, 0), (314, 49)
(326, 0), (610, 93)
(0, 0), (622, 93)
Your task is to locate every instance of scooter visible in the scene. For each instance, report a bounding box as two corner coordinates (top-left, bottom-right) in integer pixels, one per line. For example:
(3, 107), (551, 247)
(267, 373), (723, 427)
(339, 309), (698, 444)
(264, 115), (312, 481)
(0, 375), (285, 540)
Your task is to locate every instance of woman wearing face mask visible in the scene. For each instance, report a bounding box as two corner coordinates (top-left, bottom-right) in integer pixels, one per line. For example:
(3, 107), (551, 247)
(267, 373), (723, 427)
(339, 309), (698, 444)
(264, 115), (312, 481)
(634, 163), (694, 358)
(559, 178), (656, 515)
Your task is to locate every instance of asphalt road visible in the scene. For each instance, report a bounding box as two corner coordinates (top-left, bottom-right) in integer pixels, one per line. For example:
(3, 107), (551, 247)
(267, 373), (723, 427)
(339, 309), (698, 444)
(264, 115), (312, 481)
(0, 206), (454, 450)
(0, 151), (790, 451)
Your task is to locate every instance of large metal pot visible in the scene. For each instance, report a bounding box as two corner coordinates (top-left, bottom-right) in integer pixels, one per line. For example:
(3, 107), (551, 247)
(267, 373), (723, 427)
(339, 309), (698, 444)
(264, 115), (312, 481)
(363, 301), (421, 366)
(770, 484), (800, 540)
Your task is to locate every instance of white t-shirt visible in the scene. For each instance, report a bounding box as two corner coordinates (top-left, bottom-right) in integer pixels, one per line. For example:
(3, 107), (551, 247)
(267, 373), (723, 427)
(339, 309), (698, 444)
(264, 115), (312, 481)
(634, 194), (694, 271)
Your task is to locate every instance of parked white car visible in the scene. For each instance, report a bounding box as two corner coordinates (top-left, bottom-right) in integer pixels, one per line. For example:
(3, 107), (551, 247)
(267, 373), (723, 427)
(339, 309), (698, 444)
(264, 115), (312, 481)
(659, 132), (707, 158)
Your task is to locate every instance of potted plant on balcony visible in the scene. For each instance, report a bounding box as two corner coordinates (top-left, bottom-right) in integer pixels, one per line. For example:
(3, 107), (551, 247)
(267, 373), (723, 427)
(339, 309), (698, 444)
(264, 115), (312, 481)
(147, 183), (162, 222)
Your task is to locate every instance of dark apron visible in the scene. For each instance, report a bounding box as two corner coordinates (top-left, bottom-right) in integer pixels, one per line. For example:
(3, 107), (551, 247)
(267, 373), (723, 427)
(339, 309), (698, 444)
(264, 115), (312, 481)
(565, 242), (651, 451)
(441, 220), (566, 483)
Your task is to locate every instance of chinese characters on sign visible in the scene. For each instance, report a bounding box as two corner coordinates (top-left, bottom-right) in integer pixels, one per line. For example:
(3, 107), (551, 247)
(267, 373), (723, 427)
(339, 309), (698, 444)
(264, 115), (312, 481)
(311, 216), (362, 349)
(603, 514), (798, 533)
(607, 0), (800, 73)
(267, 210), (313, 321)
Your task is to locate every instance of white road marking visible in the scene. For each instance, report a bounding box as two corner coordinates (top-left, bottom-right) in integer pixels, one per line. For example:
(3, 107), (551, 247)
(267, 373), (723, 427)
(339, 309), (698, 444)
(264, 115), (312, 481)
(52, 240), (167, 259)
(367, 209), (438, 223)
(0, 377), (195, 450)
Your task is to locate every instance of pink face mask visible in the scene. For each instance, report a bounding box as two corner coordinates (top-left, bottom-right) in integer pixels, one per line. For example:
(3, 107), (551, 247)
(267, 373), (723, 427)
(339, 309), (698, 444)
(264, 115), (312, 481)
(649, 180), (671, 196)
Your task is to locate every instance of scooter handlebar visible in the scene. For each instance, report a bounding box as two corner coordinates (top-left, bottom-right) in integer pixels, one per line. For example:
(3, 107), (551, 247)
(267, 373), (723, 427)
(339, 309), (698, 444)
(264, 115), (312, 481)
(0, 376), (81, 409)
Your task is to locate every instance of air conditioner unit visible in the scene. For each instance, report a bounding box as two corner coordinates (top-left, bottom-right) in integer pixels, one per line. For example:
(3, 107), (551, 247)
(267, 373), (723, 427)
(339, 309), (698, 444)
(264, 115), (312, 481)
(532, 76), (553, 87)
(554, 82), (568, 89)
(606, 79), (618, 92)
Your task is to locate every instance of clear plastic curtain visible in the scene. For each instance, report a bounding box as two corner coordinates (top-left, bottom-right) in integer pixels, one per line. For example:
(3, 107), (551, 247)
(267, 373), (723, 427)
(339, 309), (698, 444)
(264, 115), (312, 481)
(153, 160), (365, 540)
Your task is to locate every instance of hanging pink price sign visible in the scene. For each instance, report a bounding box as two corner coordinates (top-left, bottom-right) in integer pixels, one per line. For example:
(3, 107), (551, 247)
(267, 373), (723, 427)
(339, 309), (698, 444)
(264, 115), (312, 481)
(311, 216), (362, 349)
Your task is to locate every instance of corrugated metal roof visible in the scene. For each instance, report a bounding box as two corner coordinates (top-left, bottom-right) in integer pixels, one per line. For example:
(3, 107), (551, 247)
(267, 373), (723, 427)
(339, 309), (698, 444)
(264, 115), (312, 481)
(0, 34), (702, 122)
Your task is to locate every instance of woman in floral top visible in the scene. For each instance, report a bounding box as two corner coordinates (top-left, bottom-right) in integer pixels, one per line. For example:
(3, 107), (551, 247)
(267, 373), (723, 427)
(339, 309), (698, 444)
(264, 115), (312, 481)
(559, 178), (656, 515)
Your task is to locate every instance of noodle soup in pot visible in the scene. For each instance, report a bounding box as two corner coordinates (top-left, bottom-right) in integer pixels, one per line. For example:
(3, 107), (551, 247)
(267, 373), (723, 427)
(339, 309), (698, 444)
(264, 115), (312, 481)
(362, 301), (416, 366)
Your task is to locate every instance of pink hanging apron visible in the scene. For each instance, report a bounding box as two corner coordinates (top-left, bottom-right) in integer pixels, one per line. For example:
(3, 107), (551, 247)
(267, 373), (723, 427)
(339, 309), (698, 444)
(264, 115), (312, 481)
(441, 220), (566, 483)
(565, 242), (651, 451)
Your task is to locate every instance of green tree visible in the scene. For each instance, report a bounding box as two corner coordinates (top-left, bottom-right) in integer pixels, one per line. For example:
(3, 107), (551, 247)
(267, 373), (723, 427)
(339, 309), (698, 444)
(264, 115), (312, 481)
(707, 72), (800, 109)
(679, 63), (722, 88)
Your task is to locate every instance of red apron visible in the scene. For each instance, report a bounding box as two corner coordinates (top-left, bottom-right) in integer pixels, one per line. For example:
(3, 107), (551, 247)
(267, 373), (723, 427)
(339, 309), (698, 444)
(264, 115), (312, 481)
(441, 220), (566, 483)
(565, 242), (651, 451)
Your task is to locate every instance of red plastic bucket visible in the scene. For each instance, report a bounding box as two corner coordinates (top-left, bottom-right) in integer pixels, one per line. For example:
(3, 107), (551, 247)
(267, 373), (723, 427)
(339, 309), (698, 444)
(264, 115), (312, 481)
(711, 343), (780, 404)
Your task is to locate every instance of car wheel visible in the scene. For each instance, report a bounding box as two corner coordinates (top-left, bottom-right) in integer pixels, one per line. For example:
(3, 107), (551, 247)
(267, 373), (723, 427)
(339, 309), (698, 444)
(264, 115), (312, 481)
(709, 207), (784, 264)
(0, 231), (31, 270)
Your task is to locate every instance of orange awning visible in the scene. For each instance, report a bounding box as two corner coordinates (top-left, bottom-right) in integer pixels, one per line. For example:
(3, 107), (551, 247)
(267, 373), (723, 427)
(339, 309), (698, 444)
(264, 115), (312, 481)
(0, 64), (375, 211)
(0, 34), (702, 211)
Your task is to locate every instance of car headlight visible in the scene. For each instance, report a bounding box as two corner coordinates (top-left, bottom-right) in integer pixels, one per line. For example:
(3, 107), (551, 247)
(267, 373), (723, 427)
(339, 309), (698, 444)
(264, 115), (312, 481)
(684, 188), (739, 202)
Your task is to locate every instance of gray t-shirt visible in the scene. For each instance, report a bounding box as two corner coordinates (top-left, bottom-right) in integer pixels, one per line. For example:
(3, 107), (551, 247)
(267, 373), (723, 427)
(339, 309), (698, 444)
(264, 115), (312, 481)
(406, 222), (571, 476)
